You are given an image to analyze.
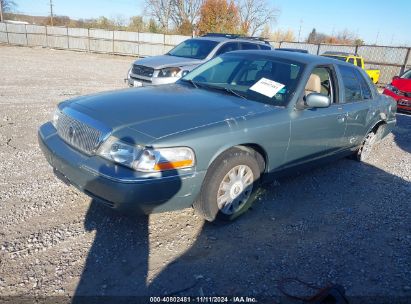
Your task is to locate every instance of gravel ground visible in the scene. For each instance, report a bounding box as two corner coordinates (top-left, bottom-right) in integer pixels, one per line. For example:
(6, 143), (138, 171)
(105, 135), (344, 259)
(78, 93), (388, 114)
(0, 45), (410, 303)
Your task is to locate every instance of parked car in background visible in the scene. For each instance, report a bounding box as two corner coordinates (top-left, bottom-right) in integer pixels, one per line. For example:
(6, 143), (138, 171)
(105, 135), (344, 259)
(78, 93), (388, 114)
(40, 51), (396, 222)
(276, 48), (308, 53)
(321, 51), (380, 84)
(125, 33), (272, 87)
(383, 69), (411, 112)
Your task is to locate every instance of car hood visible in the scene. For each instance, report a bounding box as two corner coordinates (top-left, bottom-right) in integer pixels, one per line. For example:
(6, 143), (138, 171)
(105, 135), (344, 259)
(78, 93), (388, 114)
(392, 78), (411, 92)
(67, 84), (272, 143)
(133, 55), (203, 69)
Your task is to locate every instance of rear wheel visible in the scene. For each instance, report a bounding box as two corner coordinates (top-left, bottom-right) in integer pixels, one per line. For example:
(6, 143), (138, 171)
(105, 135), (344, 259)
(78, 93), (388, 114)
(355, 131), (377, 162)
(194, 147), (262, 222)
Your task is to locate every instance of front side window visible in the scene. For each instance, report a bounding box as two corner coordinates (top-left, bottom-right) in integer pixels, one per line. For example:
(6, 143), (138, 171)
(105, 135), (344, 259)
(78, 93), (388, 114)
(347, 58), (355, 65)
(240, 42), (259, 50)
(304, 66), (336, 103)
(338, 65), (363, 102)
(167, 39), (219, 60)
(215, 42), (240, 56)
(181, 54), (305, 106)
(355, 58), (363, 67)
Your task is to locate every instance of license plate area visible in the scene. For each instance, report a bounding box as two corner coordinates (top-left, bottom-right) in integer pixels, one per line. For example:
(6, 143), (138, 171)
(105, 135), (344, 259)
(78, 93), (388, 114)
(133, 80), (143, 87)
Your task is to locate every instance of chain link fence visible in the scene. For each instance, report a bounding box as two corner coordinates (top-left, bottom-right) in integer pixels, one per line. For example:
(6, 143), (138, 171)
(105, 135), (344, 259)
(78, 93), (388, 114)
(1, 22), (410, 85)
(276, 41), (411, 85)
(0, 22), (189, 57)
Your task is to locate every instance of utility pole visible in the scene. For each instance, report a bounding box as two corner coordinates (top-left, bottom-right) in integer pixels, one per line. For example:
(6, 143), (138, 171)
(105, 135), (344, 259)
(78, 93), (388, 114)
(297, 19), (303, 42)
(49, 0), (54, 26)
(0, 0), (4, 22)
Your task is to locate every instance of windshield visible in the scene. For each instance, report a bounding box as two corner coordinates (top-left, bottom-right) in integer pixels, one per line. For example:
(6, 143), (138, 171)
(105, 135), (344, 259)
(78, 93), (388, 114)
(181, 54), (305, 106)
(167, 39), (219, 60)
(401, 70), (411, 79)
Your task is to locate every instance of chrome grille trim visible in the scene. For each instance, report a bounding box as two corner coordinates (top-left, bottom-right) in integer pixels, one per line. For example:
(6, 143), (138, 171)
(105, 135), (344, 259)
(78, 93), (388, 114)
(56, 112), (103, 155)
(132, 65), (154, 78)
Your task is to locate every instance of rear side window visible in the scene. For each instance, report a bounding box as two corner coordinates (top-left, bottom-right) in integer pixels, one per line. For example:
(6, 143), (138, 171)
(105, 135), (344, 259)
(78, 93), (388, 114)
(347, 58), (355, 65)
(355, 58), (362, 67)
(355, 69), (373, 99)
(215, 42), (240, 56)
(259, 44), (271, 50)
(240, 42), (259, 50)
(338, 65), (363, 102)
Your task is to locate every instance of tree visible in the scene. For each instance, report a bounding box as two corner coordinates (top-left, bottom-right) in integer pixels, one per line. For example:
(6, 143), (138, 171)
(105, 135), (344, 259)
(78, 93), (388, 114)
(198, 0), (240, 34)
(0, 0), (16, 21)
(307, 28), (317, 43)
(144, 0), (174, 32)
(270, 28), (295, 42)
(237, 0), (279, 36)
(148, 18), (160, 33)
(129, 16), (146, 32)
(171, 0), (203, 34)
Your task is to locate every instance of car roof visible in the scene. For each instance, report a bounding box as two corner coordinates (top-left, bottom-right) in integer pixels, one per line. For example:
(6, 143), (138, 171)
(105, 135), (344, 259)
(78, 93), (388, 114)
(224, 50), (358, 67)
(193, 36), (269, 45)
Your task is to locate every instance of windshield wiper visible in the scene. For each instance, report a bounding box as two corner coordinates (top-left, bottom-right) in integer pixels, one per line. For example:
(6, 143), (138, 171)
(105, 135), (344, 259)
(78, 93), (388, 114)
(203, 84), (247, 100)
(223, 87), (248, 100)
(181, 78), (199, 89)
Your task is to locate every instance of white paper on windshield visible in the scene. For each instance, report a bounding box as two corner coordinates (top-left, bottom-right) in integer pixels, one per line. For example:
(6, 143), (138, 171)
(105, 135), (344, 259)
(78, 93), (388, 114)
(249, 78), (285, 98)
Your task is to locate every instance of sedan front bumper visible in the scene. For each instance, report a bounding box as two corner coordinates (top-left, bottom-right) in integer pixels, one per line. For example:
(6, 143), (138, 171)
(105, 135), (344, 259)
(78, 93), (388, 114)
(38, 122), (205, 214)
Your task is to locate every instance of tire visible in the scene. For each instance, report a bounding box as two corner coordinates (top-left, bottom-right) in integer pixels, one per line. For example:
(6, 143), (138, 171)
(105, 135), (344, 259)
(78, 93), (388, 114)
(194, 147), (263, 222)
(355, 131), (377, 162)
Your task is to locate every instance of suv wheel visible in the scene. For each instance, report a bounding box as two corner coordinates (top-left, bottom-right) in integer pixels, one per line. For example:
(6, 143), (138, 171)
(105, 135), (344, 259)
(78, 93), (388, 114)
(194, 148), (262, 221)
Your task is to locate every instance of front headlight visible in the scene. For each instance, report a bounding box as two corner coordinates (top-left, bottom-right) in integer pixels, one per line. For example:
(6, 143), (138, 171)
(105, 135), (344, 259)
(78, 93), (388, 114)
(98, 137), (143, 169)
(386, 84), (399, 94)
(52, 108), (61, 128)
(97, 136), (195, 172)
(158, 67), (181, 78)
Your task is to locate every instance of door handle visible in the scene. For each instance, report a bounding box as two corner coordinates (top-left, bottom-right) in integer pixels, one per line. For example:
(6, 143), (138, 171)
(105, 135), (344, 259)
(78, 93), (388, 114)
(337, 114), (346, 123)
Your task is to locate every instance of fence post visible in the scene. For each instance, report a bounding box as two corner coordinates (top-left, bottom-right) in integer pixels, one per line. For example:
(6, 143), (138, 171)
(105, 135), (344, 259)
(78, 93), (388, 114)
(401, 48), (410, 75)
(112, 30), (115, 54)
(137, 31), (140, 57)
(316, 43), (321, 55)
(24, 24), (28, 46)
(354, 44), (359, 55)
(45, 26), (48, 48)
(87, 28), (90, 52)
(5, 22), (9, 44)
(67, 26), (69, 49)
(278, 41), (282, 48)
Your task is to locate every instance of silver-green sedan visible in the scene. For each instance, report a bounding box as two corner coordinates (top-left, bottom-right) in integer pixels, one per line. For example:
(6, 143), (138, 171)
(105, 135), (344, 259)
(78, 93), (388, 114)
(38, 51), (397, 221)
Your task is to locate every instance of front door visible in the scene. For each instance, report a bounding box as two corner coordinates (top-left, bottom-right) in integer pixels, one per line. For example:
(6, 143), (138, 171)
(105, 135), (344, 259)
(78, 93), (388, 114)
(285, 66), (347, 167)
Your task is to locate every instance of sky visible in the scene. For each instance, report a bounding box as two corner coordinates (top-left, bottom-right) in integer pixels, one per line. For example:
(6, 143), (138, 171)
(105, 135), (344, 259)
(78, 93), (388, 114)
(12, 0), (410, 46)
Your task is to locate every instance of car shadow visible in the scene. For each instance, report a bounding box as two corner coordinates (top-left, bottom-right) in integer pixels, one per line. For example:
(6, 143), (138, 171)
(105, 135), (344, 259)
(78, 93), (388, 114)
(72, 130), (410, 302)
(392, 113), (411, 154)
(149, 160), (411, 301)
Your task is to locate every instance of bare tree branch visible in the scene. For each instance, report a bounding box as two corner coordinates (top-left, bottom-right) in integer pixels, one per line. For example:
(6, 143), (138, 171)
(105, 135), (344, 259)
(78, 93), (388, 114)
(237, 0), (279, 36)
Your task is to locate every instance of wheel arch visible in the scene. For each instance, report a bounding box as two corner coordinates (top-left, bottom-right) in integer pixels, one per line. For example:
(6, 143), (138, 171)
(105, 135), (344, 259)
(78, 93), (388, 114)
(207, 143), (268, 174)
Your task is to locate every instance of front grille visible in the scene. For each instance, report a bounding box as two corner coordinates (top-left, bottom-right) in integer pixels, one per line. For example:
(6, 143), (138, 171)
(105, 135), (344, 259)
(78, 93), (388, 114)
(56, 113), (102, 155)
(132, 65), (154, 78)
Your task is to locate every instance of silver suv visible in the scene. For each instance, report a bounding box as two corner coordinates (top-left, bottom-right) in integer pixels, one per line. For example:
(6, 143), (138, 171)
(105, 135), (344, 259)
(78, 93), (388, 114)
(126, 33), (272, 87)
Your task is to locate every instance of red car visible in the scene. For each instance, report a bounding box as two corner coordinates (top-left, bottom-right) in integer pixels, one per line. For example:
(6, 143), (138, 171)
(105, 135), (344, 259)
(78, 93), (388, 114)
(383, 69), (411, 112)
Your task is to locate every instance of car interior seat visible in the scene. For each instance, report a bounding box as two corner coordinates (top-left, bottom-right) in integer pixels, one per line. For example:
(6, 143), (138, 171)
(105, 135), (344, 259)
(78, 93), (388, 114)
(305, 74), (321, 96)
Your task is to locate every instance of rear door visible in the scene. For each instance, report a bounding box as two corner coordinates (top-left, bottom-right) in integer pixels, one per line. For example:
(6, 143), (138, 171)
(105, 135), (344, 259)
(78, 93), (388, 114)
(286, 65), (348, 166)
(336, 65), (374, 148)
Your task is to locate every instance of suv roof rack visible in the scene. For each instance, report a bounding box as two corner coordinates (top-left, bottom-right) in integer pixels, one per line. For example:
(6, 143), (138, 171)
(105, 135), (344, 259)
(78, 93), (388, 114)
(202, 33), (271, 45)
(322, 51), (357, 56)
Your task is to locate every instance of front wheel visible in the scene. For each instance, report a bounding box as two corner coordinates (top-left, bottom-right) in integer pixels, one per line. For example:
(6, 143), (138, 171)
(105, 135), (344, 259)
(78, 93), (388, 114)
(194, 148), (262, 222)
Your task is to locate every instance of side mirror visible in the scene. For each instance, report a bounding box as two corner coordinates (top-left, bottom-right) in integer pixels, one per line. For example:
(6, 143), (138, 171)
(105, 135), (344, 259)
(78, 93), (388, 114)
(305, 93), (331, 108)
(182, 70), (189, 77)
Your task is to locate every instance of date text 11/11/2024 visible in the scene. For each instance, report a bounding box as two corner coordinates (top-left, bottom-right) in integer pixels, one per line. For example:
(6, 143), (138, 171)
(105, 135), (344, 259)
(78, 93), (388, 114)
(149, 296), (258, 303)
